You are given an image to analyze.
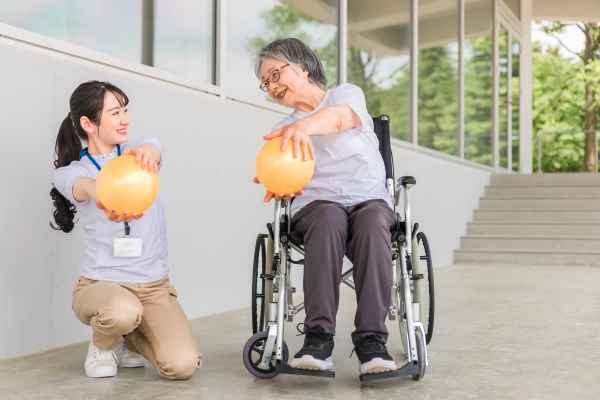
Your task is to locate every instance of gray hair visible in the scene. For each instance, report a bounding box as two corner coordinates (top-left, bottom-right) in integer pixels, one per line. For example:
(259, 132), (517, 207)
(255, 38), (327, 89)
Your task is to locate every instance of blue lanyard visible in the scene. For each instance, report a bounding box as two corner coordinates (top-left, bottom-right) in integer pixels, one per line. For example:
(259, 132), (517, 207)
(80, 145), (130, 235)
(80, 144), (121, 170)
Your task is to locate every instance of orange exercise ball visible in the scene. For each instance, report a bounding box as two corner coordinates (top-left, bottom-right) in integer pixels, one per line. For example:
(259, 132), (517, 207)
(255, 137), (315, 195)
(96, 155), (159, 214)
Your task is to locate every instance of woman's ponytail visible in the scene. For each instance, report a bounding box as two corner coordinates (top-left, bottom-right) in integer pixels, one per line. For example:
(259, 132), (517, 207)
(50, 114), (82, 233)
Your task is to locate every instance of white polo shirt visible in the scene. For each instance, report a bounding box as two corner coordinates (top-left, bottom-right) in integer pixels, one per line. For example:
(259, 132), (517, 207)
(273, 83), (392, 213)
(52, 138), (169, 283)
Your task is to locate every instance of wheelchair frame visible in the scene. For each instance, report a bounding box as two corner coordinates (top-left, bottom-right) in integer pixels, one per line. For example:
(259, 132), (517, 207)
(243, 115), (435, 383)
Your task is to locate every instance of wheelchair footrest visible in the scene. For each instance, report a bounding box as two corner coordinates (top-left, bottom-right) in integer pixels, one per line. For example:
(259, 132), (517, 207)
(278, 362), (336, 378)
(359, 361), (418, 383)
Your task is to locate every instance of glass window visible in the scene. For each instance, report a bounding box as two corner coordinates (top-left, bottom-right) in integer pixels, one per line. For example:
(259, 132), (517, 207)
(499, 26), (509, 168)
(418, 0), (459, 155)
(348, 0), (410, 141)
(0, 1), (142, 63)
(512, 39), (521, 172)
(465, 0), (493, 166)
(226, 1), (338, 103)
(0, 1), (215, 84)
(152, 1), (214, 84)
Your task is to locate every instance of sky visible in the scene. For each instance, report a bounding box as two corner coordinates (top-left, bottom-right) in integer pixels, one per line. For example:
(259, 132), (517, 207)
(532, 21), (586, 59)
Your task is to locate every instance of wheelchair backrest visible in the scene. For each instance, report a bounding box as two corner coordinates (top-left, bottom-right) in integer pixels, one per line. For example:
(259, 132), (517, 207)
(372, 115), (394, 181)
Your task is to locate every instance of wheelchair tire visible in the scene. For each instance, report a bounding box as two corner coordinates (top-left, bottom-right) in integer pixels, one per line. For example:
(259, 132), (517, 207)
(242, 331), (289, 379)
(251, 234), (268, 334)
(415, 232), (435, 344)
(412, 327), (426, 381)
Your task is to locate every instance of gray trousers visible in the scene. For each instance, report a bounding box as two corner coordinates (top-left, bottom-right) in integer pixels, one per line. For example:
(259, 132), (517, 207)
(292, 199), (394, 344)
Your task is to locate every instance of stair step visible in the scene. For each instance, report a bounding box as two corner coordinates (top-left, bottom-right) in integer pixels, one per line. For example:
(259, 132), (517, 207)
(484, 186), (600, 199)
(479, 198), (600, 211)
(467, 223), (600, 236)
(461, 236), (600, 252)
(454, 249), (600, 266)
(472, 210), (600, 224)
(491, 173), (600, 187)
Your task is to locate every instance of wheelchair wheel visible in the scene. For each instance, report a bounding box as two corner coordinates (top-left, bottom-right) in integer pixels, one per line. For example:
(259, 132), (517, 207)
(251, 234), (268, 334)
(242, 331), (289, 379)
(412, 327), (426, 381)
(413, 232), (435, 344)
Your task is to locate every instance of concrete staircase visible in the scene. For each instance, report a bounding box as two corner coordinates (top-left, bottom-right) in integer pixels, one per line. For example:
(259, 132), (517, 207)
(454, 173), (600, 266)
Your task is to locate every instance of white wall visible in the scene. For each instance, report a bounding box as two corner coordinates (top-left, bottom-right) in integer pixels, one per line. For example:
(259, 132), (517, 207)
(391, 144), (491, 268)
(0, 34), (490, 359)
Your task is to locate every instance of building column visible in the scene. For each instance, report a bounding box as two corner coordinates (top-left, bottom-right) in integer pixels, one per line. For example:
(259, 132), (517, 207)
(519, 0), (533, 174)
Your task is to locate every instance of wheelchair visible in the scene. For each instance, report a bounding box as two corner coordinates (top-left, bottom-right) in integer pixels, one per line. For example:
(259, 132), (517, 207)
(242, 115), (435, 383)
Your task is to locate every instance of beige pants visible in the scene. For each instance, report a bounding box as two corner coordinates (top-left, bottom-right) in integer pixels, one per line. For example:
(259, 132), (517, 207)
(72, 276), (202, 380)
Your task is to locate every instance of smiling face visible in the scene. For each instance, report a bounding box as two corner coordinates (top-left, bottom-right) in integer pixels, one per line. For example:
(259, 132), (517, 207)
(97, 90), (129, 145)
(259, 57), (310, 108)
(80, 90), (129, 148)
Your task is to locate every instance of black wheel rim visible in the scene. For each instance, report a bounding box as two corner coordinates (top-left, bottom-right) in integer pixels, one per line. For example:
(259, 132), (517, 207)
(249, 338), (276, 373)
(251, 234), (267, 334)
(243, 331), (290, 379)
(417, 232), (435, 344)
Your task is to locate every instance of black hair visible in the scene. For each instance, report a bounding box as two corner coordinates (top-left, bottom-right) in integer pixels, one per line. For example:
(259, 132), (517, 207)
(50, 80), (129, 232)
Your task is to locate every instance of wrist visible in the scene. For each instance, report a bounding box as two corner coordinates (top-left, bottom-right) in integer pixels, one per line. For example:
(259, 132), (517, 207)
(86, 178), (97, 200)
(299, 119), (314, 136)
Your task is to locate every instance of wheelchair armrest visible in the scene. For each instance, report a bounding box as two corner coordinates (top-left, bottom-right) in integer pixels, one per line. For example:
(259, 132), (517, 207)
(398, 176), (416, 187)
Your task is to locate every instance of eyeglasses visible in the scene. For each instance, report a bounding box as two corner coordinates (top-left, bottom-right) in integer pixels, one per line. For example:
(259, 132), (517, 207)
(259, 63), (290, 92)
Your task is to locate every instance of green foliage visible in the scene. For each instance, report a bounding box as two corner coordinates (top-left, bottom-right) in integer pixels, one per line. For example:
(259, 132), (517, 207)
(464, 35), (494, 166)
(536, 21), (600, 172)
(532, 40), (594, 172)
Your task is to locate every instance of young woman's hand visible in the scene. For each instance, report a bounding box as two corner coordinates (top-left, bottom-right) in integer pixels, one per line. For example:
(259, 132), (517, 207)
(264, 120), (315, 161)
(125, 144), (161, 172)
(96, 201), (144, 222)
(252, 177), (303, 203)
(75, 177), (144, 221)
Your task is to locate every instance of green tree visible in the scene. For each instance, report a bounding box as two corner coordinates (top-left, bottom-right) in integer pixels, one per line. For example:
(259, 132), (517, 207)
(542, 22), (600, 172)
(465, 35), (494, 166)
(418, 46), (458, 155)
(532, 42), (587, 172)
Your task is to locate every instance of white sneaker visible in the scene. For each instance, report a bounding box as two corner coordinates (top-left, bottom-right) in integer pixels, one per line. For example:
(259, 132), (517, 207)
(115, 342), (146, 368)
(84, 342), (117, 378)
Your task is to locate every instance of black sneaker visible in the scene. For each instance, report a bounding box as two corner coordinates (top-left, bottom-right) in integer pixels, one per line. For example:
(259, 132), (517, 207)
(354, 335), (397, 375)
(289, 326), (334, 371)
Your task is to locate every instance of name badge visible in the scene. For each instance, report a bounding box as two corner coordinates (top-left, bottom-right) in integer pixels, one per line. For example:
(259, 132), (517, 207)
(113, 237), (143, 258)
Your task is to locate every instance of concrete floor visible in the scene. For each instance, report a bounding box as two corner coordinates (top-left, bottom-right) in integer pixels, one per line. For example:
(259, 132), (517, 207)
(2, 263), (600, 400)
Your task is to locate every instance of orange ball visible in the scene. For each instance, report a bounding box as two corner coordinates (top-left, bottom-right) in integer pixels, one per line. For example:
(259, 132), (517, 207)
(256, 137), (315, 195)
(96, 155), (159, 214)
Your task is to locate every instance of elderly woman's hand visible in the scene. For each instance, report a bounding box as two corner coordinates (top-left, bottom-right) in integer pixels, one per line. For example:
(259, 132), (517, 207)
(252, 177), (304, 203)
(264, 120), (315, 161)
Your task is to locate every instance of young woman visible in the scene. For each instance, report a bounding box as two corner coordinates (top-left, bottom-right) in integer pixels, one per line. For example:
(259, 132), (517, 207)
(51, 80), (201, 380)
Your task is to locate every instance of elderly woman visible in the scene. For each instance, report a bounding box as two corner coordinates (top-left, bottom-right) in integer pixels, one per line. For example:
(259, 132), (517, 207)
(255, 38), (397, 375)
